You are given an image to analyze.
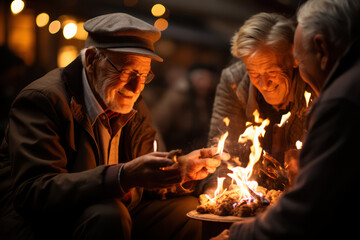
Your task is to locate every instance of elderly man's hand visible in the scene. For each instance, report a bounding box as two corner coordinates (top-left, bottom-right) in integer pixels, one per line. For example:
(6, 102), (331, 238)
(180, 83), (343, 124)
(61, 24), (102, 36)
(121, 152), (182, 191)
(210, 229), (230, 240)
(178, 148), (230, 181)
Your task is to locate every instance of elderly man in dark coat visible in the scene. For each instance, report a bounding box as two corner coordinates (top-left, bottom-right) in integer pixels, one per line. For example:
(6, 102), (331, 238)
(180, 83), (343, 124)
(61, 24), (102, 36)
(212, 0), (360, 239)
(0, 13), (222, 240)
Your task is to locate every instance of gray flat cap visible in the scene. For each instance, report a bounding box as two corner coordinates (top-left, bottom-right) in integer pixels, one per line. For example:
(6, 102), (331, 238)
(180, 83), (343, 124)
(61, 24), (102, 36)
(84, 13), (163, 62)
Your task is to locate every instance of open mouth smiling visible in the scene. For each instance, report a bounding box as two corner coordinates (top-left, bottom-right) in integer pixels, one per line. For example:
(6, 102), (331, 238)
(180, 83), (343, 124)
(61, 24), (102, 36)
(263, 85), (279, 93)
(117, 91), (133, 99)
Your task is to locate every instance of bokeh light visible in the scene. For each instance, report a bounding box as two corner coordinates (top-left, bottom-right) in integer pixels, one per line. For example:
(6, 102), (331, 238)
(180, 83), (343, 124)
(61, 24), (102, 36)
(57, 45), (78, 67)
(48, 20), (61, 34)
(154, 18), (168, 31)
(75, 22), (88, 40)
(36, 13), (49, 27)
(63, 22), (77, 39)
(151, 4), (166, 17)
(10, 0), (25, 15)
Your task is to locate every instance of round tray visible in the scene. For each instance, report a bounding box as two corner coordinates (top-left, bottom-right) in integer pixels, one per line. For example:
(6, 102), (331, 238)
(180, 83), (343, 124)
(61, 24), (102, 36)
(187, 210), (252, 223)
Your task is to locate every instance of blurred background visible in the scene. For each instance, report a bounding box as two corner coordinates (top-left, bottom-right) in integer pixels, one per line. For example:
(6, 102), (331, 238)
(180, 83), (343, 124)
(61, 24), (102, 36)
(0, 0), (305, 151)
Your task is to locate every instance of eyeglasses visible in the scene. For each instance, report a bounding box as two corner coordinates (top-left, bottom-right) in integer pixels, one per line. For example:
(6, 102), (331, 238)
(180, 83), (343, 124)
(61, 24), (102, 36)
(101, 53), (154, 84)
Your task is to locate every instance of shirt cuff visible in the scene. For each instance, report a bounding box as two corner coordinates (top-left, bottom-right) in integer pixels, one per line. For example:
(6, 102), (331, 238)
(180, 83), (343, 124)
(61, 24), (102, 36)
(104, 164), (126, 198)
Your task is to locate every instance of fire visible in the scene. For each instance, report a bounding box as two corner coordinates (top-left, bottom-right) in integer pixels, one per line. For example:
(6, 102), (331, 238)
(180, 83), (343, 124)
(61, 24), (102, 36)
(304, 91), (311, 108)
(206, 110), (270, 205)
(153, 140), (157, 152)
(223, 117), (230, 127)
(253, 109), (263, 123)
(296, 140), (303, 150)
(277, 112), (291, 127)
(238, 117), (270, 179)
(215, 131), (229, 157)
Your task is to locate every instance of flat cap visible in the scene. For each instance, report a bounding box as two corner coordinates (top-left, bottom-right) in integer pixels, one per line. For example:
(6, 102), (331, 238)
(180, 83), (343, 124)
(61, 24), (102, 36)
(84, 13), (163, 62)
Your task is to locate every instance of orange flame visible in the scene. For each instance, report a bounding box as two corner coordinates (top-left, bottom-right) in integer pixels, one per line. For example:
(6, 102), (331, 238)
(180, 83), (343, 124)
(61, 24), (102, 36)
(304, 91), (311, 108)
(223, 117), (230, 127)
(277, 112), (291, 127)
(253, 109), (263, 123)
(296, 140), (303, 150)
(216, 131), (229, 156)
(206, 110), (270, 205)
(153, 140), (157, 152)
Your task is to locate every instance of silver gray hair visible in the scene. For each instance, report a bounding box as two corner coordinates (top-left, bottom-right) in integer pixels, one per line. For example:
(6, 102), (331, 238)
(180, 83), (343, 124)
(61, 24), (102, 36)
(80, 48), (87, 67)
(297, 0), (360, 53)
(231, 12), (296, 58)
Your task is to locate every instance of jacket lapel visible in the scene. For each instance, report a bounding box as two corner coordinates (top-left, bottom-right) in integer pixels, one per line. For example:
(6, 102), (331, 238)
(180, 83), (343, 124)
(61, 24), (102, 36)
(62, 57), (102, 165)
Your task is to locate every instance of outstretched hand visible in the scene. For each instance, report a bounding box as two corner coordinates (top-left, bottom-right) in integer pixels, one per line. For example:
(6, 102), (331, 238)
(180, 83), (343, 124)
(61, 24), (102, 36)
(178, 148), (230, 181)
(121, 152), (182, 191)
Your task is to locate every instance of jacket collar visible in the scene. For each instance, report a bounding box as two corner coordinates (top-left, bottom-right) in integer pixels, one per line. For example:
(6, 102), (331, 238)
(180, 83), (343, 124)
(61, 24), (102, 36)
(62, 57), (97, 144)
(62, 56), (86, 107)
(62, 56), (138, 133)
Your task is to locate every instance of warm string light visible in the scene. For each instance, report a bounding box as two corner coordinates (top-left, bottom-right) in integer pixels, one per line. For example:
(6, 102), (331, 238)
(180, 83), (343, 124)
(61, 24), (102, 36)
(151, 4), (166, 17)
(63, 22), (77, 39)
(151, 3), (169, 32)
(11, 0), (25, 15)
(49, 20), (61, 34)
(36, 13), (49, 27)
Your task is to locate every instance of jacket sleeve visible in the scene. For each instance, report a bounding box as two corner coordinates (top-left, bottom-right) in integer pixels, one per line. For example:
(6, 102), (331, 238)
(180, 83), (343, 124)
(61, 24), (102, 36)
(9, 89), (120, 217)
(197, 63), (250, 194)
(208, 62), (249, 154)
(229, 99), (360, 239)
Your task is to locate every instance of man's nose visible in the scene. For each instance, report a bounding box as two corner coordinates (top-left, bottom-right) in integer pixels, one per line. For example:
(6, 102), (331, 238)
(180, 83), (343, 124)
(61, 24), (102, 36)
(125, 78), (144, 94)
(259, 75), (273, 90)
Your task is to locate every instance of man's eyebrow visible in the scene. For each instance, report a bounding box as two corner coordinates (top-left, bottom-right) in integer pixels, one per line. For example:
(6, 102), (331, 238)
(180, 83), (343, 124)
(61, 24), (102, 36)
(264, 64), (280, 70)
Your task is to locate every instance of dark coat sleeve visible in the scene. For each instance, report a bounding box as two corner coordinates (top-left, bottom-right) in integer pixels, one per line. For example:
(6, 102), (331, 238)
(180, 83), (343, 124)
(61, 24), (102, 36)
(229, 99), (360, 239)
(208, 62), (250, 154)
(197, 62), (250, 194)
(9, 89), (116, 217)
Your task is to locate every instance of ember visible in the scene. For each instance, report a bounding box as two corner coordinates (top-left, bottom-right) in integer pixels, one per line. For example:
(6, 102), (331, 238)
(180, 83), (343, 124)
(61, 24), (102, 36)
(196, 113), (284, 217)
(197, 187), (282, 217)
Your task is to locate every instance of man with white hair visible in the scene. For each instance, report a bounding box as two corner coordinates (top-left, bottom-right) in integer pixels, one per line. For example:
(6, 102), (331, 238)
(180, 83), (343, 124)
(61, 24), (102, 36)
(201, 12), (314, 195)
(212, 0), (360, 239)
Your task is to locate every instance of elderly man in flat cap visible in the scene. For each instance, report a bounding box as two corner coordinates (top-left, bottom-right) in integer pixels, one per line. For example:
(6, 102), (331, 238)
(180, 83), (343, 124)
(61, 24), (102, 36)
(0, 13), (221, 240)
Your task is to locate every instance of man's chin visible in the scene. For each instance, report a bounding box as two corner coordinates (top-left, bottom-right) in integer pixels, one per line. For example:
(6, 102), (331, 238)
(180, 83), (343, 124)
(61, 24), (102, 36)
(108, 103), (134, 114)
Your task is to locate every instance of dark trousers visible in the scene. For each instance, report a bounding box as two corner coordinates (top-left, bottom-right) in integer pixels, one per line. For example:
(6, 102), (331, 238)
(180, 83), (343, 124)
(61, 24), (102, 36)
(72, 196), (201, 240)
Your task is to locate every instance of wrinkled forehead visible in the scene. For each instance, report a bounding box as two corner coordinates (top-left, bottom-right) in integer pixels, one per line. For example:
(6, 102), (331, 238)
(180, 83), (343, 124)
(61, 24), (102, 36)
(243, 46), (288, 70)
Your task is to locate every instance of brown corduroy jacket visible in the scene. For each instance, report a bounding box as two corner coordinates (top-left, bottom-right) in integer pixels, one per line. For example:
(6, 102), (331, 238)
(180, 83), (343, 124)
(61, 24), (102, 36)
(0, 57), (155, 236)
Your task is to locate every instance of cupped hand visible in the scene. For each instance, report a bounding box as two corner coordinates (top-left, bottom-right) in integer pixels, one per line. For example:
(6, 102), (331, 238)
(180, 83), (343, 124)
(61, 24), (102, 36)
(210, 229), (229, 240)
(178, 148), (230, 181)
(121, 152), (182, 190)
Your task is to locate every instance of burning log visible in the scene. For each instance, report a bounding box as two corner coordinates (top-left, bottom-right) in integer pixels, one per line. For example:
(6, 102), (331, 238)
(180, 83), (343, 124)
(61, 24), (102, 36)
(196, 186), (282, 217)
(195, 111), (285, 218)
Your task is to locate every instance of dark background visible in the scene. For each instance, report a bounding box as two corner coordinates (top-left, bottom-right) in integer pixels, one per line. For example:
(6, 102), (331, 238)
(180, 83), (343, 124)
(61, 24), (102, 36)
(0, 0), (306, 146)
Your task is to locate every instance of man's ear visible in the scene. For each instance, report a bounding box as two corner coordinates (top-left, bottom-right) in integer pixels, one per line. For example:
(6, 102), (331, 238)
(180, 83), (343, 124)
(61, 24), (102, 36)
(313, 34), (329, 71)
(84, 47), (97, 74)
